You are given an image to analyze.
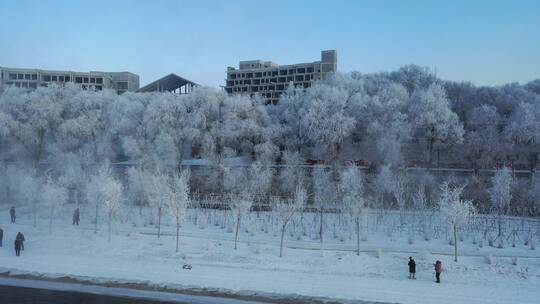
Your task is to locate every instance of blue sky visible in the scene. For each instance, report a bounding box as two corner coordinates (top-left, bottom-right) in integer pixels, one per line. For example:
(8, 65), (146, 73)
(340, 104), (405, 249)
(0, 0), (539, 87)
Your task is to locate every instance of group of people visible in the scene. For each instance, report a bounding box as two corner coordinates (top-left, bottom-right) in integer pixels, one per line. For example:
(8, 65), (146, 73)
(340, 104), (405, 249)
(3, 206), (81, 257)
(408, 257), (443, 283)
(2, 207), (27, 256)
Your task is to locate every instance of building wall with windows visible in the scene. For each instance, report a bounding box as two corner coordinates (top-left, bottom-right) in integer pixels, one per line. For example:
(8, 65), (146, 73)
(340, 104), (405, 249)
(225, 50), (337, 103)
(0, 66), (139, 94)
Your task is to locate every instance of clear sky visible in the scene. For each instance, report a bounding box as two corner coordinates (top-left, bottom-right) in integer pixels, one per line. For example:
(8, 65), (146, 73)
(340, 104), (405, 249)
(1, 0), (539, 87)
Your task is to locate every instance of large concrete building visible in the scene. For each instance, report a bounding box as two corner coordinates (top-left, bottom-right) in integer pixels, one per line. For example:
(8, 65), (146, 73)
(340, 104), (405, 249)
(0, 66), (139, 94)
(225, 50), (337, 103)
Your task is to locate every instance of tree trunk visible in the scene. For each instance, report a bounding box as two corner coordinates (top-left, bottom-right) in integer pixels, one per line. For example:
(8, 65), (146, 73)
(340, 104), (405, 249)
(94, 204), (98, 234)
(234, 214), (241, 250)
(319, 205), (324, 243)
(33, 202), (37, 227)
(454, 224), (458, 262)
(157, 206), (162, 238)
(176, 221), (180, 252)
(108, 211), (112, 242)
(356, 218), (360, 256)
(280, 224), (286, 258)
(49, 205), (54, 234)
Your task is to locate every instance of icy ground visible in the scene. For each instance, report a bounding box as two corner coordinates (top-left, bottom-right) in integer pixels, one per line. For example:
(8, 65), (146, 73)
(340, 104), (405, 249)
(0, 208), (539, 304)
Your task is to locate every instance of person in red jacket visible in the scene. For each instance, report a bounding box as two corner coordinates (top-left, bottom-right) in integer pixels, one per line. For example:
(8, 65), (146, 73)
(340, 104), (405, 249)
(434, 260), (442, 283)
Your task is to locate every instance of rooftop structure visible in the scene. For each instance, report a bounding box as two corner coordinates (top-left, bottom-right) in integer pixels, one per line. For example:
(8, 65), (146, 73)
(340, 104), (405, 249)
(137, 73), (197, 93)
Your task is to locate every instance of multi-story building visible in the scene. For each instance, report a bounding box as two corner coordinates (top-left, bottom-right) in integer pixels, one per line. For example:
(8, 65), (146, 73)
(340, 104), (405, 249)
(225, 50), (337, 103)
(0, 66), (139, 94)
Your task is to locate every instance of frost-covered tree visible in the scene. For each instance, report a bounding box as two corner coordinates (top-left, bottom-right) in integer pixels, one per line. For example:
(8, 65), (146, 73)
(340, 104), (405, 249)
(409, 84), (464, 167)
(147, 171), (170, 238)
(489, 168), (513, 246)
(42, 176), (68, 234)
(19, 169), (41, 227)
(463, 105), (502, 171)
(0, 86), (67, 167)
(340, 165), (366, 255)
(313, 166), (334, 245)
(87, 166), (123, 240)
(167, 170), (190, 252)
(301, 83), (355, 162)
(273, 185), (306, 257)
(230, 192), (253, 250)
(438, 182), (475, 262)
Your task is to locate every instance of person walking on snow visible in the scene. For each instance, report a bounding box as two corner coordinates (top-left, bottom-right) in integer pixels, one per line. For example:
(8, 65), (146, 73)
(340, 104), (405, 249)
(10, 206), (16, 223)
(16, 232), (25, 251)
(434, 260), (442, 283)
(14, 238), (22, 256)
(73, 208), (80, 225)
(408, 257), (416, 279)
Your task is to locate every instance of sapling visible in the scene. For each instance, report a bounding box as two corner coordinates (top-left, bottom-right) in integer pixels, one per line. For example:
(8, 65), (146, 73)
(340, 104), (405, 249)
(439, 182), (476, 262)
(273, 185), (306, 257)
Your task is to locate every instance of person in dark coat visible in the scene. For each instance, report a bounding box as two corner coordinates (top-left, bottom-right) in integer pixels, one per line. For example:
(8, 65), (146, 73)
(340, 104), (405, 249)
(10, 206), (16, 223)
(0, 227), (3, 247)
(434, 260), (442, 283)
(408, 257), (416, 279)
(73, 208), (80, 225)
(16, 232), (25, 251)
(14, 238), (22, 256)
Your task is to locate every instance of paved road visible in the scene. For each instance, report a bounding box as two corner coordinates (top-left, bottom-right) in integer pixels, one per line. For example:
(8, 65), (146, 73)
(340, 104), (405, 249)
(0, 277), (267, 304)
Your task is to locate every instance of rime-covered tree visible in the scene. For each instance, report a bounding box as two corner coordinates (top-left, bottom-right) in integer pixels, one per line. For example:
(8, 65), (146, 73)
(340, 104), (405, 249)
(339, 165), (366, 255)
(87, 166), (123, 240)
(42, 176), (68, 234)
(273, 185), (306, 257)
(167, 170), (190, 252)
(147, 171), (170, 238)
(489, 168), (513, 246)
(439, 182), (475, 262)
(230, 192), (253, 250)
(409, 84), (464, 167)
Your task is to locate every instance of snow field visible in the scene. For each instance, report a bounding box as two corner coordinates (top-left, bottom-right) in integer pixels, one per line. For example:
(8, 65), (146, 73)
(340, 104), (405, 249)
(0, 205), (539, 304)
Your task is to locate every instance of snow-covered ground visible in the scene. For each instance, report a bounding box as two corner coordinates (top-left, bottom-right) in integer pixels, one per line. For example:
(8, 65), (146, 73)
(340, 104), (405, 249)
(0, 207), (539, 304)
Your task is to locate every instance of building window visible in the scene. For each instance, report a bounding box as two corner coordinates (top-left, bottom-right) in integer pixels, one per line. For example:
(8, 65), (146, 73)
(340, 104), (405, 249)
(43, 75), (51, 81)
(255, 72), (262, 77)
(288, 69), (295, 74)
(51, 75), (58, 81)
(17, 74), (24, 80)
(65, 76), (71, 82)
(24, 74), (31, 80)
(297, 68), (306, 73)
(96, 77), (103, 84)
(279, 70), (287, 75)
(83, 78), (89, 83)
(9, 73), (17, 80)
(307, 67), (313, 73)
(95, 85), (102, 90)
(75, 77), (83, 83)
(31, 74), (37, 80)
(116, 81), (128, 90)
(59, 75), (64, 82)
(90, 77), (96, 83)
